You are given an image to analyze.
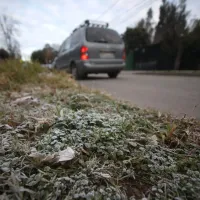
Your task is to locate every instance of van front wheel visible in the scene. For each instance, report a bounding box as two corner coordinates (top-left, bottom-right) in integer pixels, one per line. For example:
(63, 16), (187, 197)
(108, 71), (119, 78)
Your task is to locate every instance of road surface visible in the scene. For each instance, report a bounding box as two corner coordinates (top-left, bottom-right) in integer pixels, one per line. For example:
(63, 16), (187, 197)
(79, 71), (200, 119)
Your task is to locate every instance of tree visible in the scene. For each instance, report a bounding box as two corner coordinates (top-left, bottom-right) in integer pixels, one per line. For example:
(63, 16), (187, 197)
(187, 19), (200, 45)
(154, 0), (189, 69)
(154, 0), (168, 43)
(137, 19), (145, 29)
(0, 15), (21, 58)
(43, 43), (54, 64)
(31, 44), (58, 64)
(0, 48), (9, 60)
(31, 50), (45, 64)
(182, 19), (200, 69)
(136, 8), (154, 43)
(145, 8), (154, 43)
(123, 8), (154, 53)
(123, 27), (150, 53)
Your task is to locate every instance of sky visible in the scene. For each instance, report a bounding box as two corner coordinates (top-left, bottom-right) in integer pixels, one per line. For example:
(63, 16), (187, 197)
(0, 0), (199, 60)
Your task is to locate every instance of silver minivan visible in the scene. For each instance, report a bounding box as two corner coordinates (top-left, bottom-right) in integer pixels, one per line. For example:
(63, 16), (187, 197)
(54, 20), (125, 79)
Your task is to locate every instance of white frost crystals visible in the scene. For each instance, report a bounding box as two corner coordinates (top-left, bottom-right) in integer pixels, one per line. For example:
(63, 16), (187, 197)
(29, 147), (75, 164)
(1, 90), (200, 200)
(148, 135), (158, 146)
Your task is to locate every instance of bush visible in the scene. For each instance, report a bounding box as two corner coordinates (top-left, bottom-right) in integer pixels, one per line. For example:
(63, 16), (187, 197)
(0, 48), (10, 60)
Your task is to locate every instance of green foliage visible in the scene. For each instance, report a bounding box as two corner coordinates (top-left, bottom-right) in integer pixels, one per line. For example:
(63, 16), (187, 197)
(153, 0), (190, 69)
(123, 27), (150, 53)
(144, 8), (154, 43)
(124, 0), (200, 70)
(123, 8), (154, 53)
(186, 20), (200, 49)
(154, 0), (188, 45)
(180, 20), (200, 69)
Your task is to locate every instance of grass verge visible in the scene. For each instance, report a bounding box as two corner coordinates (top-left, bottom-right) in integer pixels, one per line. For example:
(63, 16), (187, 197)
(0, 60), (200, 200)
(0, 60), (78, 90)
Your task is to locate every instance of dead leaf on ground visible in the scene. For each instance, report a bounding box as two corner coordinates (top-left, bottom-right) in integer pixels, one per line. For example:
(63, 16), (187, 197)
(28, 147), (75, 164)
(12, 96), (40, 106)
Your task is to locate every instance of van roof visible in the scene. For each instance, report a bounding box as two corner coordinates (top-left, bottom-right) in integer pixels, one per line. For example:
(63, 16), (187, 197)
(71, 19), (109, 36)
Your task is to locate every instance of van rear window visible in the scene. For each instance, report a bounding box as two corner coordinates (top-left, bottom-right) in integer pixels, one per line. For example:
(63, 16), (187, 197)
(86, 27), (122, 44)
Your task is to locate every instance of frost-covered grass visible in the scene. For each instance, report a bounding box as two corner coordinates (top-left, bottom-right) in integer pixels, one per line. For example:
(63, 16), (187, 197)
(0, 87), (200, 200)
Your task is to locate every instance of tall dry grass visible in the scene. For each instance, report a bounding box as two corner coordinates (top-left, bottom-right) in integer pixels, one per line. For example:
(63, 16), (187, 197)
(0, 60), (77, 90)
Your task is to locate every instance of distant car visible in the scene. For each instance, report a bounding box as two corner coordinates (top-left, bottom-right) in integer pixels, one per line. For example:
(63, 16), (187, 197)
(54, 20), (125, 79)
(41, 64), (53, 69)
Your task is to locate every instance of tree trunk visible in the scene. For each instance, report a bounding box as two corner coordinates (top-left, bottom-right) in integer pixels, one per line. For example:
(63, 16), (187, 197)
(174, 42), (183, 70)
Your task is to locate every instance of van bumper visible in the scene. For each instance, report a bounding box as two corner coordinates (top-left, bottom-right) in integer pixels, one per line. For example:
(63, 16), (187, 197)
(76, 60), (125, 74)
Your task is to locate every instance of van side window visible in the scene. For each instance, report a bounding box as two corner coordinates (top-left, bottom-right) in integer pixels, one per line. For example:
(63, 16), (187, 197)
(59, 39), (67, 54)
(58, 41), (65, 54)
(71, 30), (81, 46)
(64, 38), (70, 51)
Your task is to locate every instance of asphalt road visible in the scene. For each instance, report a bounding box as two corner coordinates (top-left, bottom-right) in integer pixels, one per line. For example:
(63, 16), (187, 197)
(80, 71), (200, 119)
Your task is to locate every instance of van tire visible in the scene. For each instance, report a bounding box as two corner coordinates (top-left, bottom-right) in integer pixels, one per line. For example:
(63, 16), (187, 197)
(108, 71), (119, 78)
(71, 63), (85, 80)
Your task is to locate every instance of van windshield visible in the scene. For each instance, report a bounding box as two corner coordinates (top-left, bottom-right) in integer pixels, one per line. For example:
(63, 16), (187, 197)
(86, 27), (122, 44)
